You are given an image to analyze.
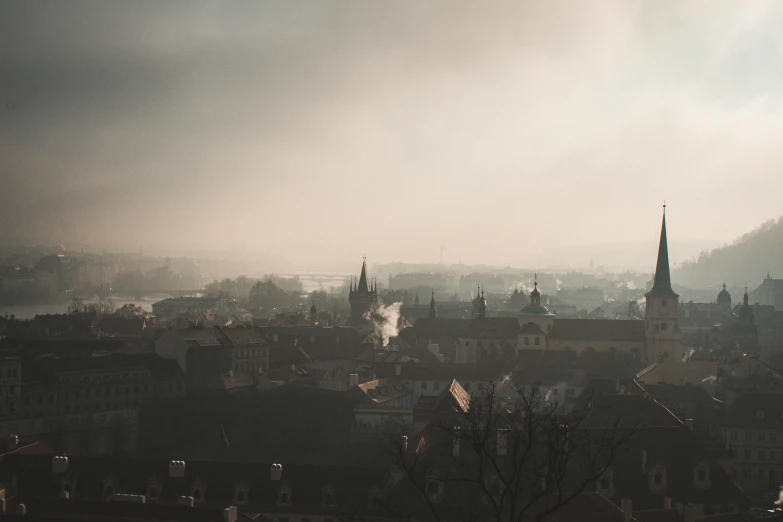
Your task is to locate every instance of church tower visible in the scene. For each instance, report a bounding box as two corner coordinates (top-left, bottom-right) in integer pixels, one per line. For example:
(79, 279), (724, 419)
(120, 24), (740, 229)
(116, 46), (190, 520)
(349, 257), (378, 325)
(644, 207), (681, 363)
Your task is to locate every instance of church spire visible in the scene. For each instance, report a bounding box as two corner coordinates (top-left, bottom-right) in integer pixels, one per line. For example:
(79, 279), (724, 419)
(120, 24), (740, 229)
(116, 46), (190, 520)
(648, 205), (677, 297)
(429, 291), (437, 319)
(357, 256), (369, 293)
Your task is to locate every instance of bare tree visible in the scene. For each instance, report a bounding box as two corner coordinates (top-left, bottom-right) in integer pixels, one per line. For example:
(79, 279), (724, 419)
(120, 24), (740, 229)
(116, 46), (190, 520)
(376, 383), (640, 522)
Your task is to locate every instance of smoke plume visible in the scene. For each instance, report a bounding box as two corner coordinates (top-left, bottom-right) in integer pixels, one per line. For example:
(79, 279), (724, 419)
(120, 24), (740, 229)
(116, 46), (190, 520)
(368, 302), (402, 347)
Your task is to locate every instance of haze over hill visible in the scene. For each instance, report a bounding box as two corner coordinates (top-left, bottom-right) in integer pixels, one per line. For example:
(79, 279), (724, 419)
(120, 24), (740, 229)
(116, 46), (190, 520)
(674, 217), (783, 290)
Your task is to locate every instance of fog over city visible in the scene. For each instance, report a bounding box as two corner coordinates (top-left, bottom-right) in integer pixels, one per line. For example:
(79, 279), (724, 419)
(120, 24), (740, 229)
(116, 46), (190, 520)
(3, 1), (783, 268)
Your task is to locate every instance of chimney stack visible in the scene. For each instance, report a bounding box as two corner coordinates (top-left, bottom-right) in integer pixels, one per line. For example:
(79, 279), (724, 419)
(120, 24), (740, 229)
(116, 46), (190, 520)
(52, 456), (69, 474)
(621, 498), (632, 522)
(270, 463), (283, 481)
(169, 460), (186, 478)
(224, 506), (238, 522)
(350, 374), (359, 388)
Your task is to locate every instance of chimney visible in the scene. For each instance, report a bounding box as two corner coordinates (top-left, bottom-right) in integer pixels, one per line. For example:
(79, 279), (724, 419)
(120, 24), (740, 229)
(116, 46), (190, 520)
(178, 496), (195, 507)
(621, 498), (632, 522)
(641, 450), (647, 473)
(15, 504), (25, 516)
(52, 455), (69, 474)
(224, 506), (238, 522)
(663, 497), (672, 509)
(270, 463), (282, 481)
(169, 460), (186, 478)
(395, 364), (401, 376)
(350, 374), (359, 388)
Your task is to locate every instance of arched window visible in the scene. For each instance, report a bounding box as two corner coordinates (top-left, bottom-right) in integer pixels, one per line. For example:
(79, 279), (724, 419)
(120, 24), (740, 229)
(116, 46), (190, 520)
(237, 490), (245, 502)
(193, 488), (201, 501)
(534, 337), (540, 346)
(524, 337), (530, 345)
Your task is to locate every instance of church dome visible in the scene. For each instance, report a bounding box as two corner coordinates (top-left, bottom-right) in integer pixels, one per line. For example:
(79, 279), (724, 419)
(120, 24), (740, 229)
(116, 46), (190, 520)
(717, 283), (731, 304)
(530, 282), (541, 298)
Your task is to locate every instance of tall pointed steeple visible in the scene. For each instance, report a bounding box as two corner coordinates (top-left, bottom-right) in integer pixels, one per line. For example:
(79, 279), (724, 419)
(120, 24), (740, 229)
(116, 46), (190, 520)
(429, 291), (437, 319)
(647, 205), (678, 297)
(357, 256), (369, 293)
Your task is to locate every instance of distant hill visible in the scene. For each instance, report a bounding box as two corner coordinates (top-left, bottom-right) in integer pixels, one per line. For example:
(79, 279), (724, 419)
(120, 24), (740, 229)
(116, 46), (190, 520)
(675, 218), (783, 290)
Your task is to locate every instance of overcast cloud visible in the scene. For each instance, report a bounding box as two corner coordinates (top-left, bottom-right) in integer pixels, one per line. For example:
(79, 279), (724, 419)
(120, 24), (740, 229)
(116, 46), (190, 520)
(2, 1), (783, 267)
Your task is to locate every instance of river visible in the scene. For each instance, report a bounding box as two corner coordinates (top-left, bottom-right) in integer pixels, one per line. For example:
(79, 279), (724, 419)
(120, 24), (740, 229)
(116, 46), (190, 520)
(0, 295), (162, 319)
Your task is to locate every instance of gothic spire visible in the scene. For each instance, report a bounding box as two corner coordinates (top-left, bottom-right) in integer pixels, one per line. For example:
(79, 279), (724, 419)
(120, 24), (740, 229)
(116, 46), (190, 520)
(429, 291), (437, 319)
(357, 256), (369, 293)
(648, 205), (678, 297)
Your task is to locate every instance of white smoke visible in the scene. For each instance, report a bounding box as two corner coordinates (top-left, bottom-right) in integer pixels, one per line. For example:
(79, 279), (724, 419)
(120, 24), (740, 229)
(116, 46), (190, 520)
(682, 348), (695, 362)
(626, 281), (636, 290)
(555, 279), (563, 292)
(368, 302), (403, 347)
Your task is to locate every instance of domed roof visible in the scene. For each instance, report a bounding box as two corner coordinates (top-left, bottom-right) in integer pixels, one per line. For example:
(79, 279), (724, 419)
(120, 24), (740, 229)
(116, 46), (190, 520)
(530, 282), (541, 298)
(520, 303), (552, 316)
(717, 283), (731, 303)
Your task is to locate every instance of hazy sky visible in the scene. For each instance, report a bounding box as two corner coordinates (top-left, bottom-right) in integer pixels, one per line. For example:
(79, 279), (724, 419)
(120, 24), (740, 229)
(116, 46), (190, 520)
(2, 1), (783, 268)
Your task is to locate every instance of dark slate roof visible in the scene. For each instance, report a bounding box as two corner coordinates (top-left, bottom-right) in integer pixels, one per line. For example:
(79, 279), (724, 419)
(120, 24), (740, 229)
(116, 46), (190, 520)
(97, 317), (146, 336)
(606, 426), (743, 509)
(457, 317), (520, 340)
(219, 326), (269, 345)
(4, 453), (389, 515)
(520, 321), (547, 335)
(377, 363), (505, 383)
(723, 392), (783, 427)
(549, 319), (645, 342)
(408, 318), (472, 339)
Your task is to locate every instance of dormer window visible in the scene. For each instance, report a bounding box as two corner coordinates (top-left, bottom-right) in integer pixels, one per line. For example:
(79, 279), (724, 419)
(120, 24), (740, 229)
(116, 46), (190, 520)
(191, 480), (205, 503)
(694, 462), (711, 490)
(234, 483), (249, 505)
(661, 300), (667, 307)
(757, 410), (766, 420)
(277, 484), (292, 506)
(146, 478), (161, 501)
(648, 464), (667, 494)
(598, 468), (614, 497)
(323, 487), (337, 508)
(425, 479), (444, 502)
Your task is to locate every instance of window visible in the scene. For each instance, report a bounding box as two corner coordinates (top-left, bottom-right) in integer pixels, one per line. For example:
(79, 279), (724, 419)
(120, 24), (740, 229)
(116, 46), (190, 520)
(434, 381), (440, 391)
(759, 450), (766, 460)
(148, 486), (158, 499)
(524, 337), (530, 345)
(193, 489), (201, 500)
(662, 300), (667, 307)
(427, 481), (440, 495)
(742, 468), (751, 478)
(279, 492), (289, 504)
(771, 451), (777, 462)
(773, 432), (779, 442)
(745, 431), (752, 441)
(237, 490), (245, 502)
(325, 492), (337, 507)
(654, 473), (662, 486)
(744, 449), (751, 460)
(730, 431), (737, 441)
(535, 337), (540, 345)
(760, 432), (766, 442)
(421, 381), (428, 390)
(661, 322), (668, 331)
(698, 470), (706, 481)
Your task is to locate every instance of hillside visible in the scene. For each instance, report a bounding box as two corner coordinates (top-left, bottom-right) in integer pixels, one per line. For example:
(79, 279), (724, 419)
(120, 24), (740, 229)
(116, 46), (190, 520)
(675, 218), (783, 290)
